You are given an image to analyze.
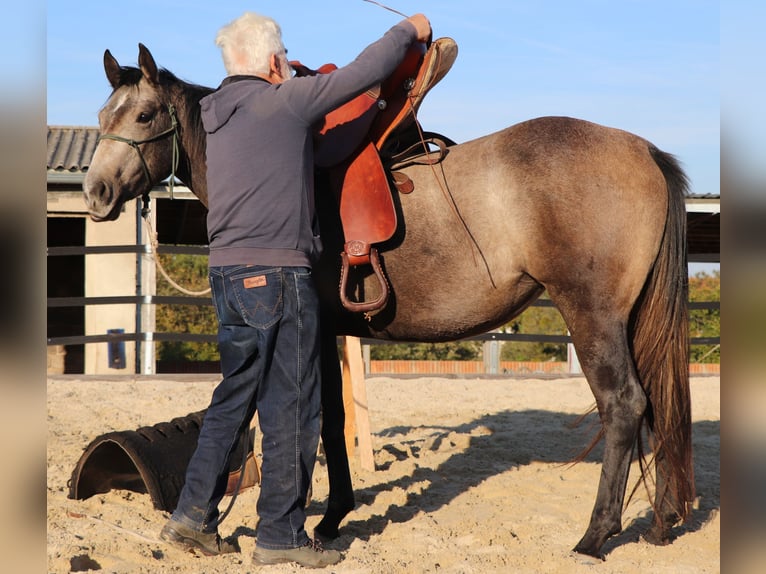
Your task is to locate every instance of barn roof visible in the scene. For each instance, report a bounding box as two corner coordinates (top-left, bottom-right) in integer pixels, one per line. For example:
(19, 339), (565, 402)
(47, 126), (99, 178)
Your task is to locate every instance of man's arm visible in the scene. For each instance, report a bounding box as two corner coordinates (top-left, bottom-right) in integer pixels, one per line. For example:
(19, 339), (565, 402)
(282, 15), (432, 124)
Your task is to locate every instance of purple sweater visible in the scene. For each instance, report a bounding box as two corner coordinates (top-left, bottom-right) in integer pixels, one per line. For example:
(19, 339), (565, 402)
(200, 21), (418, 268)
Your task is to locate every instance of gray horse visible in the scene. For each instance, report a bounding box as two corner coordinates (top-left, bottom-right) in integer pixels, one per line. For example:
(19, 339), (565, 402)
(83, 44), (693, 558)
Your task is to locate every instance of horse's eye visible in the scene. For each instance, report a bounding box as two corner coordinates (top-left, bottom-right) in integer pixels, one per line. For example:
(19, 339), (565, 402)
(137, 111), (153, 123)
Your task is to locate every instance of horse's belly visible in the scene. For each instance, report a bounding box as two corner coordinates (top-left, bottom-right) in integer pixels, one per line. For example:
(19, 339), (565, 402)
(351, 257), (541, 341)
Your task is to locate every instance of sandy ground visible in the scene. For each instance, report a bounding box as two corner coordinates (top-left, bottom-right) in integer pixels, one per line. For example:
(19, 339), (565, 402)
(47, 374), (719, 573)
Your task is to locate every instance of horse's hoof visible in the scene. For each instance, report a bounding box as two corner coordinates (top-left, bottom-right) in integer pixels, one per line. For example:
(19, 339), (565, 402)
(314, 510), (348, 541)
(572, 544), (605, 562)
(314, 521), (340, 542)
(642, 526), (670, 546)
(570, 550), (604, 565)
(314, 499), (355, 541)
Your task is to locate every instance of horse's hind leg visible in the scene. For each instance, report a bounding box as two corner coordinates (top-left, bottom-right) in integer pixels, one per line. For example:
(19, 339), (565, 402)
(643, 455), (680, 545)
(562, 312), (647, 558)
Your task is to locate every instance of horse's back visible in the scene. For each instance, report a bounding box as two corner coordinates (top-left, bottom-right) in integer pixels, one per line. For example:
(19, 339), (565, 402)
(450, 117), (670, 292)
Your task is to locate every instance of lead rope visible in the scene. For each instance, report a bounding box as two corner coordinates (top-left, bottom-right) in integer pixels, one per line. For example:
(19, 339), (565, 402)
(140, 195), (212, 296)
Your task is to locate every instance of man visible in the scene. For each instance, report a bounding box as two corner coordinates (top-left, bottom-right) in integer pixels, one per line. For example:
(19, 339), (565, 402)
(159, 10), (431, 568)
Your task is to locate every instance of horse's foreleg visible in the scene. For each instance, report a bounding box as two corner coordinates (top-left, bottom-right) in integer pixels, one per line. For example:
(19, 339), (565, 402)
(568, 320), (647, 558)
(314, 321), (355, 540)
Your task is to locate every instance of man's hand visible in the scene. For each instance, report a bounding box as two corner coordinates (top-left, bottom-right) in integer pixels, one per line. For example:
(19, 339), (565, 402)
(407, 13), (431, 43)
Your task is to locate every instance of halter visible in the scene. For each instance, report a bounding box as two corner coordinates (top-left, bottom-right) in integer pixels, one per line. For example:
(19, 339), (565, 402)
(97, 103), (180, 200)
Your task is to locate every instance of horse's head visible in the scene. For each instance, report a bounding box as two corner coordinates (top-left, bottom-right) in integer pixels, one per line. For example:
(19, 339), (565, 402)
(83, 44), (180, 221)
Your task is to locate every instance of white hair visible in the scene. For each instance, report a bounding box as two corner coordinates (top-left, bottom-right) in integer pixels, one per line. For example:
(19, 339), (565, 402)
(215, 12), (286, 76)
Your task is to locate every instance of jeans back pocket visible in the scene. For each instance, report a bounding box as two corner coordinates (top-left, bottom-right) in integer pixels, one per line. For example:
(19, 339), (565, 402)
(230, 268), (283, 329)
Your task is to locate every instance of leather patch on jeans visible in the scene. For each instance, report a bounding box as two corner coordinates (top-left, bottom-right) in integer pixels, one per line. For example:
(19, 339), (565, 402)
(243, 275), (267, 289)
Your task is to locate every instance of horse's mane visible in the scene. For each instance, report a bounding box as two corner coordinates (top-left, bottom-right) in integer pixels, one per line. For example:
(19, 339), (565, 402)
(114, 65), (211, 94)
(157, 69), (213, 170)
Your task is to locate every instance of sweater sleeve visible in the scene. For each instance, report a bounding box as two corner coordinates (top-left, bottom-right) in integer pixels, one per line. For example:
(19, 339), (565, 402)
(279, 21), (418, 125)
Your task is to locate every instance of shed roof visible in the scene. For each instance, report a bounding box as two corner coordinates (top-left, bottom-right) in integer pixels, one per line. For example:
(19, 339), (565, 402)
(47, 126), (99, 174)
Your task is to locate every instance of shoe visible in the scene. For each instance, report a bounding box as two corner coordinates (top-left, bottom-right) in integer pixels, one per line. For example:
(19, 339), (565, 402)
(159, 519), (238, 556)
(253, 539), (342, 568)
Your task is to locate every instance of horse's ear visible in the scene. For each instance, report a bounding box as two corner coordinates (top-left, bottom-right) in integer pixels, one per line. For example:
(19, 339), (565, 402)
(138, 43), (160, 86)
(103, 49), (122, 89)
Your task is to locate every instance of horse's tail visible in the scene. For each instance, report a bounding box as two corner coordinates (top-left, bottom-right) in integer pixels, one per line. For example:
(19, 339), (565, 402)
(631, 144), (694, 528)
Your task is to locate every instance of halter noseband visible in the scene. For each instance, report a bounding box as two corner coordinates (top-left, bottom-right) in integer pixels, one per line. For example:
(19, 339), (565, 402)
(97, 103), (180, 200)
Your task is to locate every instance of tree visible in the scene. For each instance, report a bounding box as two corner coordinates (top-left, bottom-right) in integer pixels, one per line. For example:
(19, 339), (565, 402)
(500, 294), (568, 362)
(154, 253), (219, 362)
(370, 340), (482, 361)
(688, 270), (720, 363)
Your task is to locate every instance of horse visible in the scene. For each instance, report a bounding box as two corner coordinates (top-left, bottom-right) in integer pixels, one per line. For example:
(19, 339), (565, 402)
(83, 43), (694, 558)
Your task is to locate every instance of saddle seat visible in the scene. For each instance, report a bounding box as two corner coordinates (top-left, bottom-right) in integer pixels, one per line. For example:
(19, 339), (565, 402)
(293, 37), (458, 313)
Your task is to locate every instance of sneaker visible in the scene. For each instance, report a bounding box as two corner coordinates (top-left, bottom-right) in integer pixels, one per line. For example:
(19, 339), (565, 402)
(159, 519), (238, 556)
(253, 539), (342, 568)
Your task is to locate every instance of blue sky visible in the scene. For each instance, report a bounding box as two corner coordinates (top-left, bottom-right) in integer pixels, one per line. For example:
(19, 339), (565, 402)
(48, 1), (718, 195)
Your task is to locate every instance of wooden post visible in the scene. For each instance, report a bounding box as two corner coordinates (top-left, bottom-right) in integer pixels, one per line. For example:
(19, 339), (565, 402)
(341, 336), (375, 471)
(341, 341), (356, 460)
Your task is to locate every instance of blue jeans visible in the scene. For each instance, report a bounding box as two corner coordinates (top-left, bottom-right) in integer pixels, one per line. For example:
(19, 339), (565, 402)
(171, 265), (322, 550)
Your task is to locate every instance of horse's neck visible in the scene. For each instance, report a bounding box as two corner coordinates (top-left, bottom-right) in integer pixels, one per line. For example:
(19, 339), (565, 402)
(170, 83), (211, 207)
(180, 153), (208, 208)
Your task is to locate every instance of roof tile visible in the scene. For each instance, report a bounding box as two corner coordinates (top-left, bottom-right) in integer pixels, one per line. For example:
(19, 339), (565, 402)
(47, 126), (100, 173)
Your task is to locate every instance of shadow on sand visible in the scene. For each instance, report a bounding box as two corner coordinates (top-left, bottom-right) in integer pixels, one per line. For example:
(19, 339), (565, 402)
(305, 409), (719, 557)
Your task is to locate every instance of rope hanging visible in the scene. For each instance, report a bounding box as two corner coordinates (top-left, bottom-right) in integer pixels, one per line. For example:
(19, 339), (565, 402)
(141, 197), (211, 297)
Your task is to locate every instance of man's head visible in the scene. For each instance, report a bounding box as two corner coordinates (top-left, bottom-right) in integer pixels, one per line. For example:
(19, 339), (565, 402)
(215, 12), (291, 82)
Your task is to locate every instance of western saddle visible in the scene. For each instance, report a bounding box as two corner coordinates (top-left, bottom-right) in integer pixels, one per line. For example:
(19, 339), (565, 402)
(292, 37), (458, 314)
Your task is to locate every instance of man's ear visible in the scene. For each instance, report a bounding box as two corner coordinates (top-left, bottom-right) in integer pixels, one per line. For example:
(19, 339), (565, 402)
(269, 53), (281, 76)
